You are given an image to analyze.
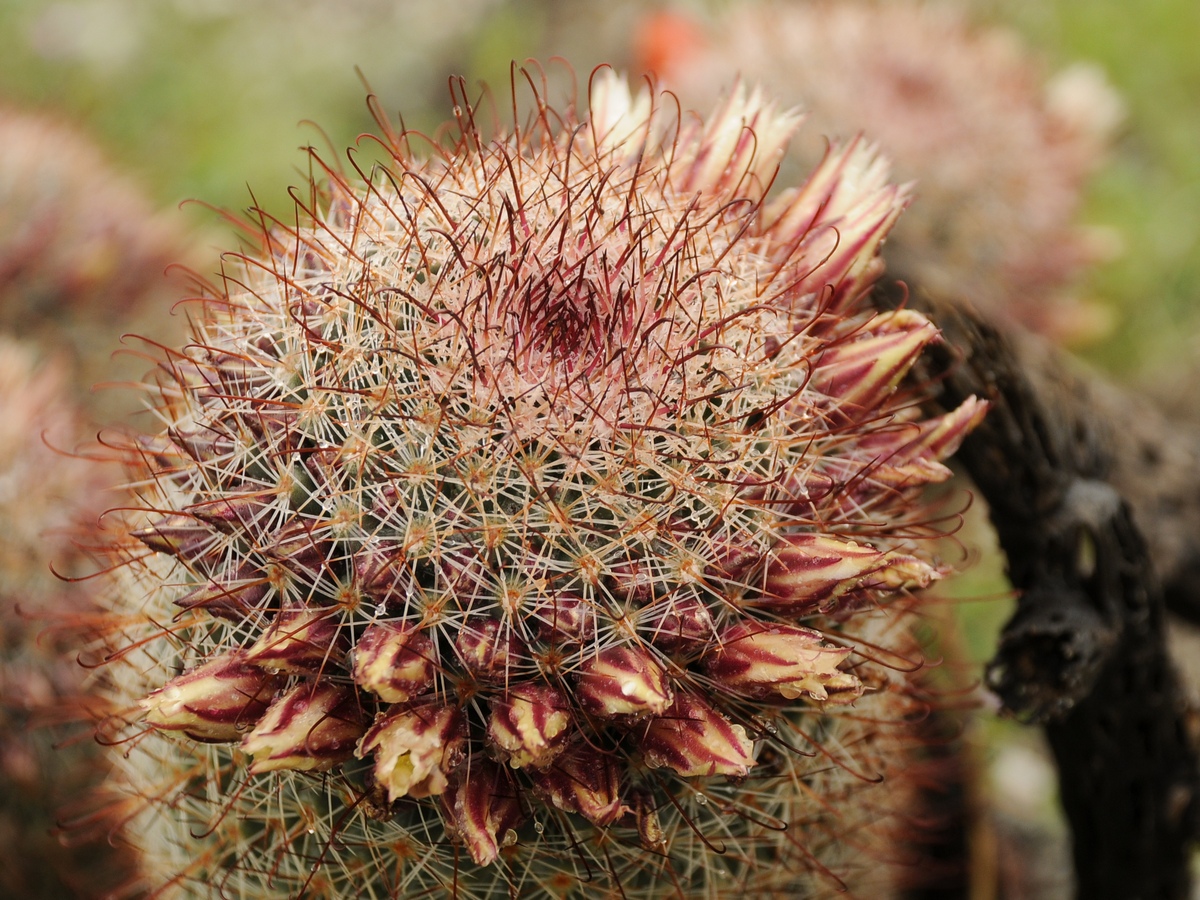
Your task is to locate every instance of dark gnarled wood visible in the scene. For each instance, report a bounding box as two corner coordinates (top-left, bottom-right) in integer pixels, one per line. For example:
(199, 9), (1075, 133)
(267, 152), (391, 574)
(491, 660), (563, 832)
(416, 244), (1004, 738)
(877, 282), (1199, 900)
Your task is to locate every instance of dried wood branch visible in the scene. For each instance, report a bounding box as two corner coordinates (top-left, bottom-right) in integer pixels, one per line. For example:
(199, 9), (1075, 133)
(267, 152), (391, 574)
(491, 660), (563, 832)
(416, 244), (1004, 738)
(877, 282), (1199, 900)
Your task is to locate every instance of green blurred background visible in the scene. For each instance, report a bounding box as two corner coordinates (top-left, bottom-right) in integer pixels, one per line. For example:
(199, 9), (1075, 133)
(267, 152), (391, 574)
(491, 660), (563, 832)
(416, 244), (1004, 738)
(0, 0), (1196, 380)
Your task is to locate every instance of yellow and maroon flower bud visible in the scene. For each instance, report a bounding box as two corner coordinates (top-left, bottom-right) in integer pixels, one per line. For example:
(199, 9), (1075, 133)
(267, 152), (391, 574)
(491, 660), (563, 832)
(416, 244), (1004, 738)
(809, 310), (938, 412)
(174, 561), (267, 621)
(357, 703), (466, 802)
(456, 618), (527, 680)
(187, 491), (269, 534)
(351, 623), (436, 703)
(644, 594), (716, 655)
(139, 650), (283, 742)
(576, 646), (673, 718)
(856, 395), (989, 487)
(486, 683), (571, 769)
(130, 513), (213, 563)
(608, 556), (657, 602)
(532, 592), (596, 645)
(639, 692), (756, 777)
(704, 622), (863, 703)
(262, 520), (330, 578)
(751, 533), (939, 615)
(168, 424), (235, 464)
(527, 742), (629, 826)
(240, 682), (366, 774)
(352, 542), (412, 606)
(443, 759), (525, 866)
(244, 608), (345, 674)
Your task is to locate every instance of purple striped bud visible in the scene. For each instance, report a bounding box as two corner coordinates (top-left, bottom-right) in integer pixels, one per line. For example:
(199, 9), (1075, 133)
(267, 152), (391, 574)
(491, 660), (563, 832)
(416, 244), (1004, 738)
(173, 562), (267, 621)
(139, 650), (282, 742)
(532, 592), (596, 645)
(704, 622), (863, 703)
(443, 759), (525, 866)
(352, 542), (412, 605)
(240, 682), (366, 774)
(130, 513), (213, 563)
(456, 618), (526, 681)
(187, 491), (269, 534)
(351, 623), (436, 703)
(639, 693), (756, 777)
(527, 743), (629, 826)
(244, 608), (345, 674)
(486, 684), (571, 769)
(577, 646), (673, 718)
(262, 520), (329, 577)
(608, 557), (657, 602)
(857, 395), (989, 487)
(751, 534), (939, 615)
(357, 703), (465, 801)
(809, 310), (938, 411)
(644, 594), (716, 655)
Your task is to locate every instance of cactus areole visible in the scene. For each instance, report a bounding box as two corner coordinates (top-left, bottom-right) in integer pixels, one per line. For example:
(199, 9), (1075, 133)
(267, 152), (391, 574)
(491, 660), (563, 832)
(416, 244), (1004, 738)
(96, 68), (984, 897)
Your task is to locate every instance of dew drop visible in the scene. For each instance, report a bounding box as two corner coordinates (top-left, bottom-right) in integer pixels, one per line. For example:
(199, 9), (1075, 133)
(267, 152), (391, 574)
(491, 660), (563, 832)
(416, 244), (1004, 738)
(695, 794), (707, 806)
(533, 821), (544, 834)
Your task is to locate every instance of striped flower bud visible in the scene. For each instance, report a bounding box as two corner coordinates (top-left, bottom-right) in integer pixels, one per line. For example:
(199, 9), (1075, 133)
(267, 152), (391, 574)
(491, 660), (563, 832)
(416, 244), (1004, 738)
(139, 651), (282, 742)
(705, 622), (864, 703)
(240, 682), (366, 774)
(351, 623), (436, 703)
(527, 743), (630, 826)
(443, 759), (525, 866)
(577, 646), (673, 718)
(639, 693), (756, 777)
(486, 684), (571, 769)
(810, 310), (938, 411)
(130, 513), (213, 563)
(751, 534), (939, 615)
(456, 618), (527, 680)
(532, 593), (596, 645)
(357, 703), (466, 802)
(244, 608), (345, 674)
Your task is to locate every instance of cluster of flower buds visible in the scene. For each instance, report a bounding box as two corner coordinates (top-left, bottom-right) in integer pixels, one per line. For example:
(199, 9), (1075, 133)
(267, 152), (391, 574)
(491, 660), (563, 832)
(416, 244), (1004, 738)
(95, 68), (983, 898)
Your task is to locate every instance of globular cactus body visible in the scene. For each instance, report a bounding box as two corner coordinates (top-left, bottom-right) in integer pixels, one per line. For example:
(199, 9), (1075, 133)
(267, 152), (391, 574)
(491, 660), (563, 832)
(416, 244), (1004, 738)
(90, 70), (984, 898)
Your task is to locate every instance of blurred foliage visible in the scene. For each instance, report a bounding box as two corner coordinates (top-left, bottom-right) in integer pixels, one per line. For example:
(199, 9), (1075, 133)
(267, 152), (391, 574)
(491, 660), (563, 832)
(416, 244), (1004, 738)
(973, 0), (1200, 379)
(0, 0), (1193, 382)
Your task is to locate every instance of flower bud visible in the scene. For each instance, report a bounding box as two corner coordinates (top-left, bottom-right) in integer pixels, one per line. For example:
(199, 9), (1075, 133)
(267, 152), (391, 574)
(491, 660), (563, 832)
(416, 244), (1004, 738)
(352, 542), (412, 606)
(173, 561), (267, 621)
(240, 682), (366, 774)
(704, 622), (863, 703)
(443, 759), (525, 866)
(455, 618), (527, 681)
(527, 743), (629, 826)
(131, 513), (213, 563)
(187, 491), (269, 534)
(640, 693), (756, 777)
(576, 646), (673, 718)
(262, 520), (329, 577)
(139, 650), (283, 742)
(357, 703), (465, 802)
(244, 608), (345, 674)
(751, 534), (939, 615)
(857, 395), (989, 487)
(351, 623), (436, 703)
(531, 592), (596, 645)
(809, 310), (938, 411)
(643, 594), (715, 655)
(486, 684), (571, 769)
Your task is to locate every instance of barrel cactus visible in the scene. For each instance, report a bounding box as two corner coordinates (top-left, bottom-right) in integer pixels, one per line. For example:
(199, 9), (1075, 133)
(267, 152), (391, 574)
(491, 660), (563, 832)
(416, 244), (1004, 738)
(87, 69), (984, 898)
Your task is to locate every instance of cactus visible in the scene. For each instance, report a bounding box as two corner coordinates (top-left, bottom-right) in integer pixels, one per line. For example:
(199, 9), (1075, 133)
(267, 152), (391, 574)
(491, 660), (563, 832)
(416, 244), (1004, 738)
(87, 69), (985, 898)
